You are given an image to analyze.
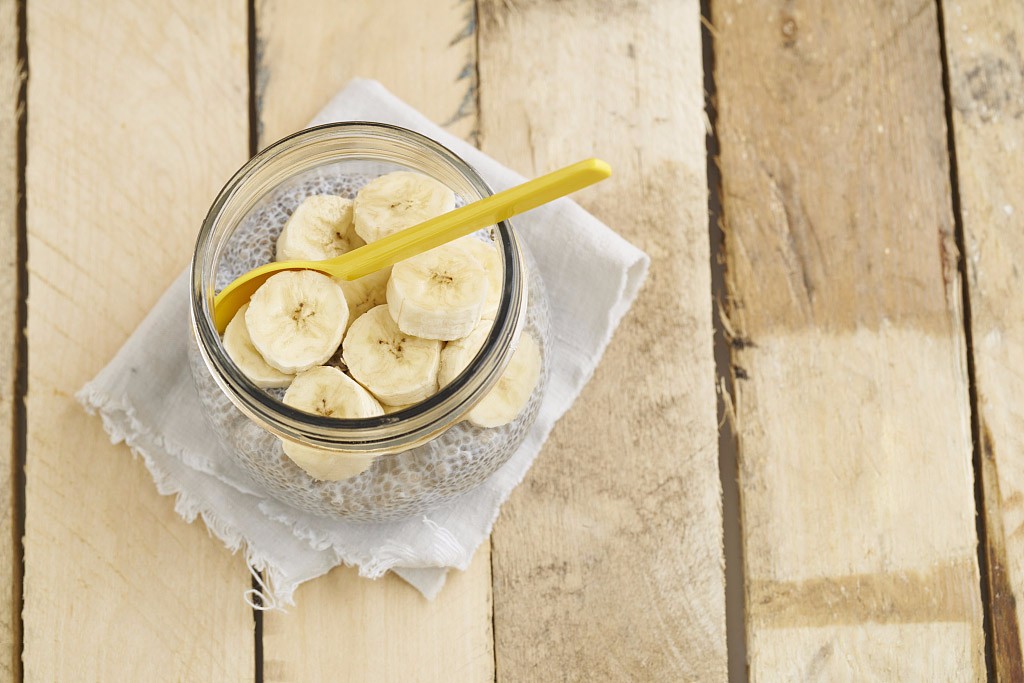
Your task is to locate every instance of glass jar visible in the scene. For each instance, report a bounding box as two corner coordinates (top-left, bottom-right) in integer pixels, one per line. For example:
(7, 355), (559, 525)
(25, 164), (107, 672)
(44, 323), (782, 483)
(188, 123), (549, 522)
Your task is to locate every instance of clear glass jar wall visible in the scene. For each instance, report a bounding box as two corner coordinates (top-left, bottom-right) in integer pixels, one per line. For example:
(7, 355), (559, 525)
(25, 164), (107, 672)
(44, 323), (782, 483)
(189, 124), (550, 521)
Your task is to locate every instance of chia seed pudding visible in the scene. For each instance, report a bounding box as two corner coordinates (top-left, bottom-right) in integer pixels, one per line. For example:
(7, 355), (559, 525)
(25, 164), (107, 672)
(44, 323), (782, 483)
(189, 156), (549, 522)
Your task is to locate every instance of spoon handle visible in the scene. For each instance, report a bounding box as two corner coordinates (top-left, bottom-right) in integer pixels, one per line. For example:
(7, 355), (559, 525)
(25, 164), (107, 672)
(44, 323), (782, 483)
(327, 158), (612, 281)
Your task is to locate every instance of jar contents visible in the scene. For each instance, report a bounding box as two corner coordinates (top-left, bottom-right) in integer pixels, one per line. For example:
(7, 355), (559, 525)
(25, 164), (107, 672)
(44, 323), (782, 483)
(220, 171), (541, 481)
(191, 125), (551, 523)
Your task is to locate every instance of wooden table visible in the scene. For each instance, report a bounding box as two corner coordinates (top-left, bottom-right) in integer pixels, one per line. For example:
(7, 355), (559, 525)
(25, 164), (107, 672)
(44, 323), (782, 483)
(3, 0), (1022, 680)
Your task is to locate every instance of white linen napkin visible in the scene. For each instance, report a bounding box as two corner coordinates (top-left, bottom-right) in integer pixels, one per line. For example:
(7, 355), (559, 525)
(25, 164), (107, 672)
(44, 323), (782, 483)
(78, 79), (649, 604)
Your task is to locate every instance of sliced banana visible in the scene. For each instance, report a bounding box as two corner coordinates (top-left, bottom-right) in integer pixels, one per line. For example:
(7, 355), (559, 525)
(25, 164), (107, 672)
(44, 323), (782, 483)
(458, 236), (503, 319)
(467, 332), (541, 428)
(276, 194), (364, 261)
(382, 403), (414, 414)
(387, 241), (488, 341)
(342, 305), (441, 406)
(353, 171), (456, 243)
(337, 267), (391, 330)
(279, 366), (384, 480)
(222, 303), (294, 388)
(246, 270), (348, 374)
(278, 368), (382, 481)
(282, 365), (384, 419)
(438, 320), (493, 388)
(280, 442), (377, 482)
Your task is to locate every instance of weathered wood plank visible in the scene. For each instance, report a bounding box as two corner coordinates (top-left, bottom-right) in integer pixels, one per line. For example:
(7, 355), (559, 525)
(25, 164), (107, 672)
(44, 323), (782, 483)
(943, 1), (1024, 678)
(478, 0), (727, 679)
(714, 0), (985, 678)
(263, 548), (493, 682)
(0, 0), (19, 677)
(255, 2), (493, 681)
(255, 0), (477, 146)
(23, 1), (254, 679)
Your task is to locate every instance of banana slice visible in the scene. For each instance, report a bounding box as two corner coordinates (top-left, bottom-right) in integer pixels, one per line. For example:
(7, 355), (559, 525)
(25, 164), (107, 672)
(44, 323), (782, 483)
(458, 236), (503, 319)
(279, 366), (384, 480)
(387, 241), (488, 341)
(222, 303), (294, 388)
(246, 270), (348, 374)
(467, 332), (541, 428)
(342, 305), (441, 406)
(282, 365), (384, 419)
(276, 194), (364, 261)
(353, 171), (456, 243)
(337, 267), (391, 330)
(438, 320), (493, 388)
(280, 443), (377, 482)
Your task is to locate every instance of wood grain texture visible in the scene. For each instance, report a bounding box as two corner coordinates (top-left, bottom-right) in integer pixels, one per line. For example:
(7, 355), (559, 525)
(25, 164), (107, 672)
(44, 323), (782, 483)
(479, 0), (727, 679)
(0, 0), (18, 677)
(255, 0), (477, 147)
(256, 2), (493, 681)
(714, 0), (985, 678)
(23, 1), (254, 679)
(263, 548), (493, 683)
(943, 0), (1024, 677)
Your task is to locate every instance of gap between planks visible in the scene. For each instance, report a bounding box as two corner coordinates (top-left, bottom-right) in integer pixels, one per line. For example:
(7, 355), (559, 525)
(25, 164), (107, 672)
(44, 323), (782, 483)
(935, 0), (997, 677)
(700, 1), (747, 680)
(247, 0), (265, 680)
(13, 0), (28, 677)
(473, 4), (498, 681)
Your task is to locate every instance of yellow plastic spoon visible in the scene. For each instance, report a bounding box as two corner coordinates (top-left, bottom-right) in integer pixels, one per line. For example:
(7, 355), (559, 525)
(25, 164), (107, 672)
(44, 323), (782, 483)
(212, 157), (612, 333)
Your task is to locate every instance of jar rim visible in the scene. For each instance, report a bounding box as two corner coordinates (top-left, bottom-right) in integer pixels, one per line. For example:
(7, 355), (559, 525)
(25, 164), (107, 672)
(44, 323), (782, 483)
(190, 122), (526, 454)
